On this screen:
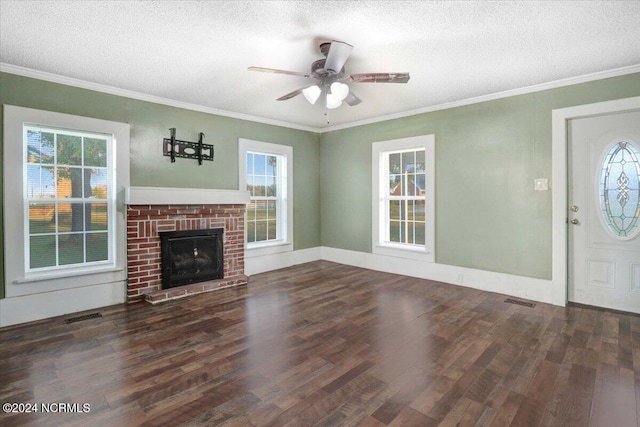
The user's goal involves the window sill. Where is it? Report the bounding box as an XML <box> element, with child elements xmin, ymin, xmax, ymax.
<box><xmin>15</xmin><ymin>266</ymin><xmax>124</xmax><ymax>284</ymax></box>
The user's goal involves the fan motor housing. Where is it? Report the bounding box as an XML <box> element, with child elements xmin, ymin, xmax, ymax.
<box><xmin>311</xmin><ymin>59</ymin><xmax>326</xmax><ymax>76</ymax></box>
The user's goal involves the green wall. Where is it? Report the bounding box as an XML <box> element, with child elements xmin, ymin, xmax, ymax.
<box><xmin>320</xmin><ymin>73</ymin><xmax>640</xmax><ymax>280</ymax></box>
<box><xmin>2</xmin><ymin>71</ymin><xmax>639</xmax><ymax>301</ymax></box>
<box><xmin>0</xmin><ymin>72</ymin><xmax>321</xmax><ymax>298</ymax></box>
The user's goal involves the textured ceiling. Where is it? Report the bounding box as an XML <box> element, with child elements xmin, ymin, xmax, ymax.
<box><xmin>1</xmin><ymin>1</ymin><xmax>640</xmax><ymax>130</ymax></box>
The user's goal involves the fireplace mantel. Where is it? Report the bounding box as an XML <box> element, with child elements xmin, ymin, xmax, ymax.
<box><xmin>125</xmin><ymin>186</ymin><xmax>250</xmax><ymax>206</ymax></box>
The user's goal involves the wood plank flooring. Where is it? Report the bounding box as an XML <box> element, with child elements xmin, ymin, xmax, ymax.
<box><xmin>1</xmin><ymin>261</ymin><xmax>638</xmax><ymax>426</ymax></box>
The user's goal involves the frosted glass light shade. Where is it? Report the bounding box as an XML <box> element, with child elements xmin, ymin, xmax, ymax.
<box><xmin>302</xmin><ymin>85</ymin><xmax>322</xmax><ymax>104</ymax></box>
<box><xmin>326</xmin><ymin>93</ymin><xmax>342</xmax><ymax>109</ymax></box>
<box><xmin>330</xmin><ymin>82</ymin><xmax>349</xmax><ymax>101</ymax></box>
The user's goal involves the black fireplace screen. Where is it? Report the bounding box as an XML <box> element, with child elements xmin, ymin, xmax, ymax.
<box><xmin>159</xmin><ymin>228</ymin><xmax>223</xmax><ymax>289</ymax></box>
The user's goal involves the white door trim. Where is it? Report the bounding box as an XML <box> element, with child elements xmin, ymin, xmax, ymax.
<box><xmin>551</xmin><ymin>96</ymin><xmax>640</xmax><ymax>306</ymax></box>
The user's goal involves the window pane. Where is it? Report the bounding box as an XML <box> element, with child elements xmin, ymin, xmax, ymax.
<box><xmin>58</xmin><ymin>203</ymin><xmax>84</xmax><ymax>232</ymax></box>
<box><xmin>267</xmin><ymin>220</ymin><xmax>276</xmax><ymax>240</ymax></box>
<box><xmin>254</xmin><ymin>154</ymin><xmax>266</xmax><ymax>175</ymax></box>
<box><xmin>56</xmin><ymin>167</ymin><xmax>83</xmax><ymax>198</ymax></box>
<box><xmin>29</xmin><ymin>203</ymin><xmax>55</xmax><ymax>234</ymax></box>
<box><xmin>247</xmin><ymin>201</ymin><xmax>256</xmax><ymax>221</ymax></box>
<box><xmin>389</xmin><ymin>175</ymin><xmax>401</xmax><ymax>195</ymax></box>
<box><xmin>389</xmin><ymin>200</ymin><xmax>400</xmax><ymax>221</ymax></box>
<box><xmin>30</xmin><ymin>235</ymin><xmax>56</xmax><ymax>268</ymax></box>
<box><xmin>410</xmin><ymin>174</ymin><xmax>421</xmax><ymax>195</ymax></box>
<box><xmin>266</xmin><ymin>155</ymin><xmax>277</xmax><ymax>176</ymax></box>
<box><xmin>84</xmin><ymin>137</ymin><xmax>107</xmax><ymax>167</ymax></box>
<box><xmin>247</xmin><ymin>221</ymin><xmax>256</xmax><ymax>243</ymax></box>
<box><xmin>407</xmin><ymin>200</ymin><xmax>415</xmax><ymax>221</ymax></box>
<box><xmin>416</xmin><ymin>150</ymin><xmax>425</xmax><ymax>173</ymax></box>
<box><xmin>87</xmin><ymin>169</ymin><xmax>108</xmax><ymax>198</ymax></box>
<box><xmin>415</xmin><ymin>200</ymin><xmax>426</xmax><ymax>222</ymax></box>
<box><xmin>267</xmin><ymin>201</ymin><xmax>277</xmax><ymax>221</ymax></box>
<box><xmin>88</xmin><ymin>203</ymin><xmax>108</xmax><ymax>231</ymax></box>
<box><xmin>403</xmin><ymin>151</ymin><xmax>415</xmax><ymax>173</ymax></box>
<box><xmin>253</xmin><ymin>175</ymin><xmax>266</xmax><ymax>196</ymax></box>
<box><xmin>27</xmin><ymin>165</ymin><xmax>56</xmax><ymax>198</ymax></box>
<box><xmin>390</xmin><ymin>220</ymin><xmax>401</xmax><ymax>242</ymax></box>
<box><xmin>59</xmin><ymin>234</ymin><xmax>84</xmax><ymax>265</ymax></box>
<box><xmin>27</xmin><ymin>130</ymin><xmax>55</xmax><ymax>164</ymax></box>
<box><xmin>254</xmin><ymin>200</ymin><xmax>267</xmax><ymax>220</ymax></box>
<box><xmin>266</xmin><ymin>175</ymin><xmax>277</xmax><ymax>197</ymax></box>
<box><xmin>415</xmin><ymin>223</ymin><xmax>426</xmax><ymax>245</ymax></box>
<box><xmin>57</xmin><ymin>134</ymin><xmax>82</xmax><ymax>165</ymax></box>
<box><xmin>86</xmin><ymin>233</ymin><xmax>108</xmax><ymax>262</ymax></box>
<box><xmin>407</xmin><ymin>222</ymin><xmax>415</xmax><ymax>244</ymax></box>
<box><xmin>415</xmin><ymin>172</ymin><xmax>426</xmax><ymax>196</ymax></box>
<box><xmin>389</xmin><ymin>153</ymin><xmax>401</xmax><ymax>174</ymax></box>
<box><xmin>256</xmin><ymin>221</ymin><xmax>267</xmax><ymax>241</ymax></box>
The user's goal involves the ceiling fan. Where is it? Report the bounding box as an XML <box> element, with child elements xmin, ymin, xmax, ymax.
<box><xmin>248</xmin><ymin>40</ymin><xmax>410</xmax><ymax>110</ymax></box>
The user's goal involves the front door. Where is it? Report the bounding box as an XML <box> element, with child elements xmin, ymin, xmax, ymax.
<box><xmin>568</xmin><ymin>110</ymin><xmax>640</xmax><ymax>314</ymax></box>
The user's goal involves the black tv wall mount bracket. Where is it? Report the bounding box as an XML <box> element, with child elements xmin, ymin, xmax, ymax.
<box><xmin>163</xmin><ymin>128</ymin><xmax>214</xmax><ymax>165</ymax></box>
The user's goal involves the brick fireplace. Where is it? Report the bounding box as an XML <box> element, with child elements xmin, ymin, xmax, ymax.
<box><xmin>125</xmin><ymin>187</ymin><xmax>250</xmax><ymax>304</ymax></box>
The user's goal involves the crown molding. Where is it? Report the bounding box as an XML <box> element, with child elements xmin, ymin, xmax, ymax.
<box><xmin>2</xmin><ymin>62</ymin><xmax>639</xmax><ymax>135</ymax></box>
<box><xmin>317</xmin><ymin>63</ymin><xmax>640</xmax><ymax>133</ymax></box>
<box><xmin>0</xmin><ymin>63</ymin><xmax>319</xmax><ymax>133</ymax></box>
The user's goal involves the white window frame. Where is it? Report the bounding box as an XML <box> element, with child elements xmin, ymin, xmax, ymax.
<box><xmin>3</xmin><ymin>105</ymin><xmax>130</xmax><ymax>297</ymax></box>
<box><xmin>372</xmin><ymin>135</ymin><xmax>435</xmax><ymax>262</ymax></box>
<box><xmin>238</xmin><ymin>138</ymin><xmax>293</xmax><ymax>257</ymax></box>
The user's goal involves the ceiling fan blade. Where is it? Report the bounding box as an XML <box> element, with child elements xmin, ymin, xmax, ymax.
<box><xmin>349</xmin><ymin>72</ymin><xmax>410</xmax><ymax>83</ymax></box>
<box><xmin>248</xmin><ymin>66</ymin><xmax>311</xmax><ymax>78</ymax></box>
<box><xmin>344</xmin><ymin>91</ymin><xmax>362</xmax><ymax>106</ymax></box>
<box><xmin>324</xmin><ymin>41</ymin><xmax>353</xmax><ymax>74</ymax></box>
<box><xmin>276</xmin><ymin>87</ymin><xmax>305</xmax><ymax>101</ymax></box>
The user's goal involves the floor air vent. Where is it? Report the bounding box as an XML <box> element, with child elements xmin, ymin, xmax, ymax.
<box><xmin>505</xmin><ymin>298</ymin><xmax>536</xmax><ymax>308</ymax></box>
<box><xmin>65</xmin><ymin>312</ymin><xmax>102</xmax><ymax>324</ymax></box>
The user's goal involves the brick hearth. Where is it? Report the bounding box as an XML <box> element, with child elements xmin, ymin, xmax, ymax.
<box><xmin>126</xmin><ymin>203</ymin><xmax>247</xmax><ymax>303</ymax></box>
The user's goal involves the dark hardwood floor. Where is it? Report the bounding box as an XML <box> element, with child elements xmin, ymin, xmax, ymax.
<box><xmin>1</xmin><ymin>261</ymin><xmax>638</xmax><ymax>426</ymax></box>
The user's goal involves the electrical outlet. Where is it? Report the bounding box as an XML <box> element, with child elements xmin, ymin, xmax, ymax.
<box><xmin>457</xmin><ymin>273</ymin><xmax>464</xmax><ymax>284</ymax></box>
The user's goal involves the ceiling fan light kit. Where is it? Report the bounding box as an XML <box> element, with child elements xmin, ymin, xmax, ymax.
<box><xmin>249</xmin><ymin>40</ymin><xmax>410</xmax><ymax>110</ymax></box>
<box><xmin>302</xmin><ymin>85</ymin><xmax>322</xmax><ymax>104</ymax></box>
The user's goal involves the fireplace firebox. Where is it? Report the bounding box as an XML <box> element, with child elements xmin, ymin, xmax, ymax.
<box><xmin>159</xmin><ymin>228</ymin><xmax>223</xmax><ymax>289</ymax></box>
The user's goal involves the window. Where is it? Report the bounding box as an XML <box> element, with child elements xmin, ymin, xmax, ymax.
<box><xmin>3</xmin><ymin>105</ymin><xmax>129</xmax><ymax>296</ymax></box>
<box><xmin>372</xmin><ymin>135</ymin><xmax>435</xmax><ymax>261</ymax></box>
<box><xmin>599</xmin><ymin>140</ymin><xmax>640</xmax><ymax>239</ymax></box>
<box><xmin>25</xmin><ymin>126</ymin><xmax>112</xmax><ymax>270</ymax></box>
<box><xmin>239</xmin><ymin>139</ymin><xmax>293</xmax><ymax>256</ymax></box>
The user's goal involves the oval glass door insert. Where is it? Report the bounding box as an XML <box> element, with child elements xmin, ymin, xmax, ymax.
<box><xmin>599</xmin><ymin>140</ymin><xmax>640</xmax><ymax>239</ymax></box>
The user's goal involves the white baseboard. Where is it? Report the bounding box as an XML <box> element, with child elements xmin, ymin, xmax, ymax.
<box><xmin>244</xmin><ymin>247</ymin><xmax>322</xmax><ymax>276</ymax></box>
<box><xmin>1</xmin><ymin>246</ymin><xmax>557</xmax><ymax>327</ymax></box>
<box><xmin>0</xmin><ymin>281</ymin><xmax>126</xmax><ymax>328</ymax></box>
<box><xmin>320</xmin><ymin>246</ymin><xmax>555</xmax><ymax>305</ymax></box>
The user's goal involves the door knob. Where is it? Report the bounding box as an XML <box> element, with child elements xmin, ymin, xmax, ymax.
<box><xmin>570</xmin><ymin>218</ymin><xmax>580</xmax><ymax>225</ymax></box>
<box><xmin>570</xmin><ymin>205</ymin><xmax>579</xmax><ymax>212</ymax></box>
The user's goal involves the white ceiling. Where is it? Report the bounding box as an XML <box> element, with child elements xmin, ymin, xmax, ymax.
<box><xmin>1</xmin><ymin>1</ymin><xmax>640</xmax><ymax>131</ymax></box>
